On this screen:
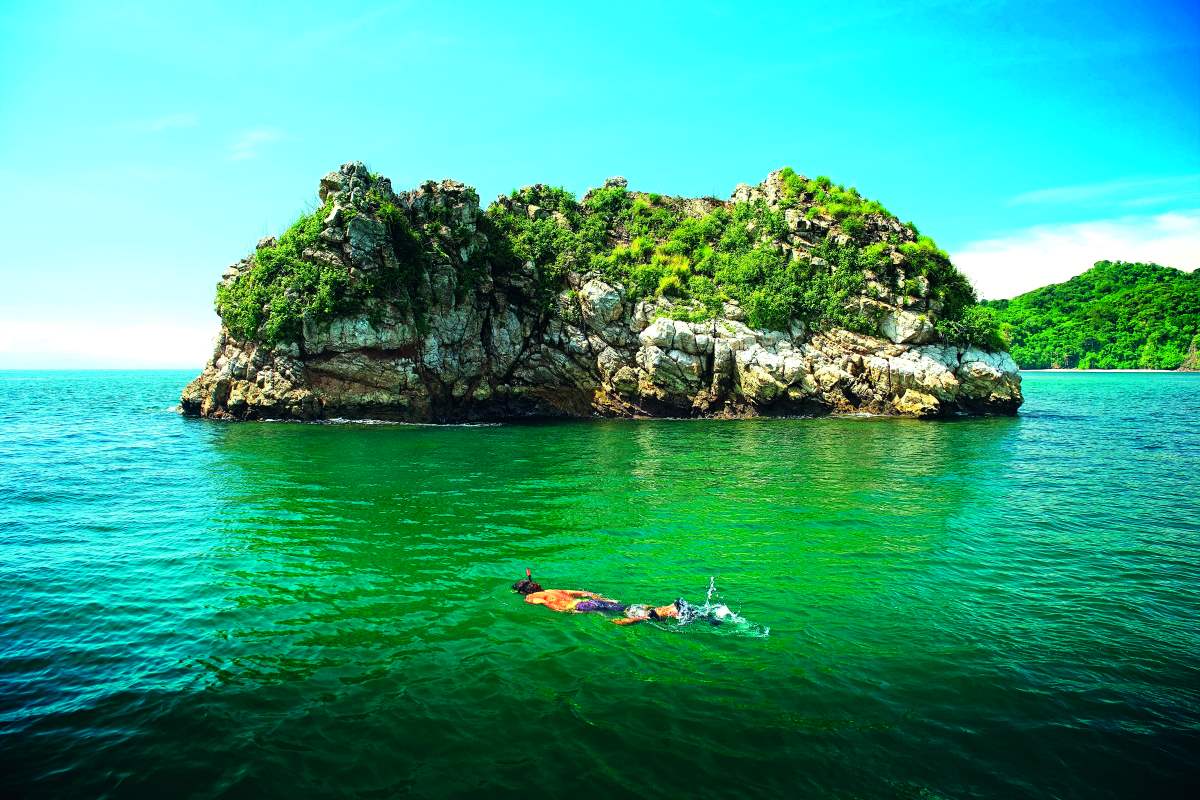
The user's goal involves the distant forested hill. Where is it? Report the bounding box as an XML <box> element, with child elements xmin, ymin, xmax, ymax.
<box><xmin>981</xmin><ymin>261</ymin><xmax>1200</xmax><ymax>370</ymax></box>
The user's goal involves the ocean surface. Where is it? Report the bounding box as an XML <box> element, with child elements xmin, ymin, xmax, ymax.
<box><xmin>1</xmin><ymin>371</ymin><xmax>1198</xmax><ymax>798</ymax></box>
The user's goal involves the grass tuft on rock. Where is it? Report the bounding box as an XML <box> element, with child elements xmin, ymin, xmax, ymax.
<box><xmin>218</xmin><ymin>166</ymin><xmax>1004</xmax><ymax>349</ymax></box>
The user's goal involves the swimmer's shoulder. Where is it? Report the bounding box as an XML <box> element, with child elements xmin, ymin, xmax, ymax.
<box><xmin>523</xmin><ymin>590</ymin><xmax>549</xmax><ymax>604</ymax></box>
<box><xmin>524</xmin><ymin>588</ymin><xmax>588</xmax><ymax>605</ymax></box>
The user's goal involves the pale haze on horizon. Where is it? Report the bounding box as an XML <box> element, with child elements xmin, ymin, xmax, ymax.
<box><xmin>1</xmin><ymin>0</ymin><xmax>1197</xmax><ymax>368</ymax></box>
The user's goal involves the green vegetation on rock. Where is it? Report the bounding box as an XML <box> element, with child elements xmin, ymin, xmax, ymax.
<box><xmin>486</xmin><ymin>168</ymin><xmax>994</xmax><ymax>340</ymax></box>
<box><xmin>217</xmin><ymin>165</ymin><xmax>1003</xmax><ymax>349</ymax></box>
<box><xmin>982</xmin><ymin>261</ymin><xmax>1200</xmax><ymax>369</ymax></box>
<box><xmin>215</xmin><ymin>177</ymin><xmax>483</xmax><ymax>344</ymax></box>
<box><xmin>215</xmin><ymin>201</ymin><xmax>344</xmax><ymax>344</ymax></box>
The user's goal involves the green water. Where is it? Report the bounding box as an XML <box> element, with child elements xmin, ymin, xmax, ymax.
<box><xmin>1</xmin><ymin>371</ymin><xmax>1198</xmax><ymax>798</ymax></box>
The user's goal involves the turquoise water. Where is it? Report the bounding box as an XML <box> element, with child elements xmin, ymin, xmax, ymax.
<box><xmin>1</xmin><ymin>371</ymin><xmax>1198</xmax><ymax>798</ymax></box>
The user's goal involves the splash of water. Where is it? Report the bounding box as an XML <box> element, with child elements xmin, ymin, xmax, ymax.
<box><xmin>669</xmin><ymin>577</ymin><xmax>769</xmax><ymax>638</ymax></box>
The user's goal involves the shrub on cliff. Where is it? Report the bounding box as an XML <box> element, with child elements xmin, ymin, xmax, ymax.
<box><xmin>485</xmin><ymin>172</ymin><xmax>994</xmax><ymax>342</ymax></box>
<box><xmin>935</xmin><ymin>306</ymin><xmax>1006</xmax><ymax>351</ymax></box>
<box><xmin>216</xmin><ymin>181</ymin><xmax>451</xmax><ymax>344</ymax></box>
<box><xmin>217</xmin><ymin>166</ymin><xmax>1003</xmax><ymax>350</ymax></box>
<box><xmin>216</xmin><ymin>202</ymin><xmax>341</xmax><ymax>343</ymax></box>
<box><xmin>898</xmin><ymin>237</ymin><xmax>978</xmax><ymax>320</ymax></box>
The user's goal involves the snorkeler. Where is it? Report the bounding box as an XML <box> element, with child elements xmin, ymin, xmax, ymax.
<box><xmin>512</xmin><ymin>569</ymin><xmax>627</xmax><ymax>614</ymax></box>
<box><xmin>511</xmin><ymin>569</ymin><xmax>705</xmax><ymax>625</ymax></box>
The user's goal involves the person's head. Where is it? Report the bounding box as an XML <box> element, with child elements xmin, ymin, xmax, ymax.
<box><xmin>512</xmin><ymin>567</ymin><xmax>542</xmax><ymax>595</ymax></box>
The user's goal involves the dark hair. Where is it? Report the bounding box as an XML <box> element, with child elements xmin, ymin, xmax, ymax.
<box><xmin>512</xmin><ymin>578</ymin><xmax>542</xmax><ymax>595</ymax></box>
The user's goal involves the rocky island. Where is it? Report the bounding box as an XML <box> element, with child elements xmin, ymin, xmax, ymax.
<box><xmin>182</xmin><ymin>162</ymin><xmax>1022</xmax><ymax>421</ymax></box>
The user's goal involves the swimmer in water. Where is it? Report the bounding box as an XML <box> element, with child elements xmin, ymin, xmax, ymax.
<box><xmin>511</xmin><ymin>568</ymin><xmax>626</xmax><ymax>614</ymax></box>
<box><xmin>511</xmin><ymin>569</ymin><xmax>695</xmax><ymax>625</ymax></box>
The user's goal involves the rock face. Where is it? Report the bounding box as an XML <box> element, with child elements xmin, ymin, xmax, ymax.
<box><xmin>182</xmin><ymin>163</ymin><xmax>1022</xmax><ymax>421</ymax></box>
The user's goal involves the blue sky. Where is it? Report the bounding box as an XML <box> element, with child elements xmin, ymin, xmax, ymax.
<box><xmin>1</xmin><ymin>0</ymin><xmax>1198</xmax><ymax>367</ymax></box>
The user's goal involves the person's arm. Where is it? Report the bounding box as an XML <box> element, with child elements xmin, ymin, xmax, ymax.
<box><xmin>612</xmin><ymin>616</ymin><xmax>645</xmax><ymax>625</ymax></box>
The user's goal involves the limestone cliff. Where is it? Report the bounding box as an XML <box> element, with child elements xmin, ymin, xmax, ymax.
<box><xmin>182</xmin><ymin>162</ymin><xmax>1022</xmax><ymax>421</ymax></box>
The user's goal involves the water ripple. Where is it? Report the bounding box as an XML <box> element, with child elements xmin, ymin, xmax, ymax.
<box><xmin>0</xmin><ymin>370</ymin><xmax>1198</xmax><ymax>797</ymax></box>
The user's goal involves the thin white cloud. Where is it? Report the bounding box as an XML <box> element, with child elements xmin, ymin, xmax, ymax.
<box><xmin>951</xmin><ymin>210</ymin><xmax>1200</xmax><ymax>300</ymax></box>
<box><xmin>1009</xmin><ymin>174</ymin><xmax>1200</xmax><ymax>207</ymax></box>
<box><xmin>230</xmin><ymin>127</ymin><xmax>283</xmax><ymax>161</ymax></box>
<box><xmin>0</xmin><ymin>318</ymin><xmax>216</xmax><ymax>369</ymax></box>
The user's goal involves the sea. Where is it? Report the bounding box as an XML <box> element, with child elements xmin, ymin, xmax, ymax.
<box><xmin>1</xmin><ymin>370</ymin><xmax>1197</xmax><ymax>798</ymax></box>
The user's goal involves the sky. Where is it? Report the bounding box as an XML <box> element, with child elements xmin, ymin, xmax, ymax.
<box><xmin>1</xmin><ymin>0</ymin><xmax>1197</xmax><ymax>368</ymax></box>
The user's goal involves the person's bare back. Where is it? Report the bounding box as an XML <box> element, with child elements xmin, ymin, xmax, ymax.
<box><xmin>512</xmin><ymin>569</ymin><xmax>679</xmax><ymax>624</ymax></box>
<box><xmin>522</xmin><ymin>589</ymin><xmax>610</xmax><ymax>612</ymax></box>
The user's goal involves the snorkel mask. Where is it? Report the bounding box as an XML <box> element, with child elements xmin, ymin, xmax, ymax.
<box><xmin>512</xmin><ymin>567</ymin><xmax>542</xmax><ymax>595</ymax></box>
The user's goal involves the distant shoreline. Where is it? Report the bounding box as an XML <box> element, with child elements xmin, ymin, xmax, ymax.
<box><xmin>1020</xmin><ymin>368</ymin><xmax>1193</xmax><ymax>373</ymax></box>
